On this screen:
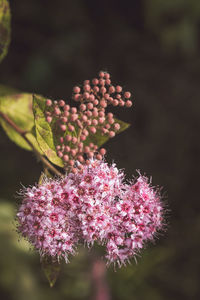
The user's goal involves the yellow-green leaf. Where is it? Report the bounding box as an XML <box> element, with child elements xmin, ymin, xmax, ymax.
<box><xmin>33</xmin><ymin>95</ymin><xmax>64</xmax><ymax>167</ymax></box>
<box><xmin>0</xmin><ymin>0</ymin><xmax>11</xmax><ymax>63</ymax></box>
<box><xmin>42</xmin><ymin>256</ymin><xmax>61</xmax><ymax>288</ymax></box>
<box><xmin>0</xmin><ymin>87</ymin><xmax>42</xmax><ymax>152</ymax></box>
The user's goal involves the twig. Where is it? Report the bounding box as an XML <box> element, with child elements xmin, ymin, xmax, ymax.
<box><xmin>0</xmin><ymin>111</ymin><xmax>63</xmax><ymax>177</ymax></box>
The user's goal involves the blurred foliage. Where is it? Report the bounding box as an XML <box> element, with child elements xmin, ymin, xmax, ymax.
<box><xmin>0</xmin><ymin>0</ymin><xmax>200</xmax><ymax>299</ymax></box>
<box><xmin>145</xmin><ymin>0</ymin><xmax>200</xmax><ymax>54</ymax></box>
<box><xmin>0</xmin><ymin>0</ymin><xmax>10</xmax><ymax>62</ymax></box>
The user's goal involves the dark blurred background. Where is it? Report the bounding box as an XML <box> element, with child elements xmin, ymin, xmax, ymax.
<box><xmin>0</xmin><ymin>0</ymin><xmax>200</xmax><ymax>299</ymax></box>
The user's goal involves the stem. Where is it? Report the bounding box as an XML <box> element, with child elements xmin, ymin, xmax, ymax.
<box><xmin>0</xmin><ymin>111</ymin><xmax>63</xmax><ymax>177</ymax></box>
<box><xmin>91</xmin><ymin>258</ymin><xmax>111</xmax><ymax>300</ymax></box>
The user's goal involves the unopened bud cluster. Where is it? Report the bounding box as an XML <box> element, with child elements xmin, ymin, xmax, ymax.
<box><xmin>45</xmin><ymin>71</ymin><xmax>132</xmax><ymax>172</ymax></box>
<box><xmin>17</xmin><ymin>159</ymin><xmax>163</xmax><ymax>267</ymax></box>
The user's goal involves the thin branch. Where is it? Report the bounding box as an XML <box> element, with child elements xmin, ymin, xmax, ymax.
<box><xmin>0</xmin><ymin>111</ymin><xmax>63</xmax><ymax>177</ymax></box>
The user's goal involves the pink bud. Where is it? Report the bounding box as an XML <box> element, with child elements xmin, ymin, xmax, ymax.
<box><xmin>100</xmin><ymin>87</ymin><xmax>106</xmax><ymax>94</ymax></box>
<box><xmin>105</xmin><ymin>79</ymin><xmax>111</xmax><ymax>85</ymax></box>
<box><xmin>88</xmin><ymin>151</ymin><xmax>94</xmax><ymax>158</ymax></box>
<box><xmin>87</xmin><ymin>102</ymin><xmax>93</xmax><ymax>110</ymax></box>
<box><xmin>60</xmin><ymin>124</ymin><xmax>66</xmax><ymax>131</ymax></box>
<box><xmin>99</xmin><ymin>79</ymin><xmax>105</xmax><ymax>86</ymax></box>
<box><xmin>116</xmin><ymin>85</ymin><xmax>122</xmax><ymax>93</ymax></box>
<box><xmin>63</xmin><ymin>154</ymin><xmax>69</xmax><ymax>162</ymax></box>
<box><xmin>69</xmin><ymin>160</ymin><xmax>74</xmax><ymax>166</ymax></box>
<box><xmin>46</xmin><ymin>116</ymin><xmax>52</xmax><ymax>123</ymax></box>
<box><xmin>80</xmin><ymin>104</ymin><xmax>86</xmax><ymax>111</ymax></box>
<box><xmin>78</xmin><ymin>155</ymin><xmax>84</xmax><ymax>163</ymax></box>
<box><xmin>114</xmin><ymin>123</ymin><xmax>121</xmax><ymax>131</ymax></box>
<box><xmin>72</xmin><ymin>137</ymin><xmax>77</xmax><ymax>144</ymax></box>
<box><xmin>92</xmin><ymin>99</ymin><xmax>98</xmax><ymax>106</ymax></box>
<box><xmin>54</xmin><ymin>107</ymin><xmax>61</xmax><ymax>115</ymax></box>
<box><xmin>74</xmin><ymin>94</ymin><xmax>81</xmax><ymax>101</ymax></box>
<box><xmin>73</xmin><ymin>86</ymin><xmax>80</xmax><ymax>93</ymax></box>
<box><xmin>46</xmin><ymin>99</ymin><xmax>52</xmax><ymax>106</ymax></box>
<box><xmin>113</xmin><ymin>99</ymin><xmax>119</xmax><ymax>106</ymax></box>
<box><xmin>64</xmin><ymin>111</ymin><xmax>69</xmax><ymax>117</ymax></box>
<box><xmin>83</xmin><ymin>92</ymin><xmax>90</xmax><ymax>100</ymax></box>
<box><xmin>71</xmin><ymin>149</ymin><xmax>77</xmax><ymax>157</ymax></box>
<box><xmin>99</xmin><ymin>148</ymin><xmax>106</xmax><ymax>155</ymax></box>
<box><xmin>83</xmin><ymin>129</ymin><xmax>89</xmax><ymax>136</ymax></box>
<box><xmin>105</xmin><ymin>123</ymin><xmax>110</xmax><ymax>129</ymax></box>
<box><xmin>86</xmin><ymin>110</ymin><xmax>92</xmax><ymax>117</ymax></box>
<box><xmin>65</xmin><ymin>135</ymin><xmax>72</xmax><ymax>142</ymax></box>
<box><xmin>56</xmin><ymin>145</ymin><xmax>61</xmax><ymax>150</ymax></box>
<box><xmin>57</xmin><ymin>151</ymin><xmax>63</xmax><ymax>158</ymax></box>
<box><xmin>100</xmin><ymin>100</ymin><xmax>107</xmax><ymax>108</ymax></box>
<box><xmin>99</xmin><ymin>117</ymin><xmax>105</xmax><ymax>124</ymax></box>
<box><xmin>107</xmin><ymin>112</ymin><xmax>113</xmax><ymax>118</ymax></box>
<box><xmin>86</xmin><ymin>120</ymin><xmax>92</xmax><ymax>126</ymax></box>
<box><xmin>61</xmin><ymin>117</ymin><xmax>68</xmax><ymax>123</ymax></box>
<box><xmin>104</xmin><ymin>93</ymin><xmax>110</xmax><ymax>100</ymax></box>
<box><xmin>64</xmin><ymin>104</ymin><xmax>70</xmax><ymax>111</ymax></box>
<box><xmin>92</xmin><ymin>119</ymin><xmax>98</xmax><ymax>126</ymax></box>
<box><xmin>102</xmin><ymin>128</ymin><xmax>108</xmax><ymax>135</ymax></box>
<box><xmin>60</xmin><ymin>137</ymin><xmax>64</xmax><ymax>143</ymax></box>
<box><xmin>92</xmin><ymin>109</ymin><xmax>98</xmax><ymax>117</ymax></box>
<box><xmin>71</xmin><ymin>114</ymin><xmax>78</xmax><ymax>122</ymax></box>
<box><xmin>71</xmin><ymin>168</ymin><xmax>77</xmax><ymax>174</ymax></box>
<box><xmin>89</xmin><ymin>143</ymin><xmax>94</xmax><ymax>148</ymax></box>
<box><xmin>108</xmin><ymin>118</ymin><xmax>115</xmax><ymax>125</ymax></box>
<box><xmin>71</xmin><ymin>107</ymin><xmax>77</xmax><ymax>114</ymax></box>
<box><xmin>99</xmin><ymin>111</ymin><xmax>105</xmax><ymax>117</ymax></box>
<box><xmin>104</xmin><ymin>72</ymin><xmax>110</xmax><ymax>79</ymax></box>
<box><xmin>82</xmin><ymin>115</ymin><xmax>88</xmax><ymax>122</ymax></box>
<box><xmin>93</xmin><ymin>86</ymin><xmax>99</xmax><ymax>93</ymax></box>
<box><xmin>119</xmin><ymin>100</ymin><xmax>125</xmax><ymax>106</ymax></box>
<box><xmin>90</xmin><ymin>127</ymin><xmax>96</xmax><ymax>134</ymax></box>
<box><xmin>92</xmin><ymin>78</ymin><xmax>99</xmax><ymax>85</ymax></box>
<box><xmin>59</xmin><ymin>100</ymin><xmax>65</xmax><ymax>107</ymax></box>
<box><xmin>89</xmin><ymin>94</ymin><xmax>95</xmax><ymax>102</ymax></box>
<box><xmin>68</xmin><ymin>124</ymin><xmax>75</xmax><ymax>132</ymax></box>
<box><xmin>109</xmin><ymin>86</ymin><xmax>115</xmax><ymax>94</ymax></box>
<box><xmin>65</xmin><ymin>146</ymin><xmax>70</xmax><ymax>152</ymax></box>
<box><xmin>124</xmin><ymin>91</ymin><xmax>131</xmax><ymax>99</ymax></box>
<box><xmin>84</xmin><ymin>80</ymin><xmax>90</xmax><ymax>85</ymax></box>
<box><xmin>96</xmin><ymin>154</ymin><xmax>102</xmax><ymax>160</ymax></box>
<box><xmin>84</xmin><ymin>84</ymin><xmax>91</xmax><ymax>92</ymax></box>
<box><xmin>80</xmin><ymin>135</ymin><xmax>86</xmax><ymax>141</ymax></box>
<box><xmin>99</xmin><ymin>71</ymin><xmax>105</xmax><ymax>78</ymax></box>
<box><xmin>126</xmin><ymin>100</ymin><xmax>132</xmax><ymax>107</ymax></box>
<box><xmin>109</xmin><ymin>131</ymin><xmax>115</xmax><ymax>138</ymax></box>
<box><xmin>84</xmin><ymin>146</ymin><xmax>90</xmax><ymax>153</ymax></box>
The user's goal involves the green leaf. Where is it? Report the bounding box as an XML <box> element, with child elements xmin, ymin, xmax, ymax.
<box><xmin>0</xmin><ymin>88</ymin><xmax>42</xmax><ymax>152</ymax></box>
<box><xmin>33</xmin><ymin>95</ymin><xmax>64</xmax><ymax>167</ymax></box>
<box><xmin>41</xmin><ymin>256</ymin><xmax>61</xmax><ymax>288</ymax></box>
<box><xmin>85</xmin><ymin>118</ymin><xmax>130</xmax><ymax>148</ymax></box>
<box><xmin>0</xmin><ymin>0</ymin><xmax>11</xmax><ymax>63</ymax></box>
<box><xmin>38</xmin><ymin>170</ymin><xmax>52</xmax><ymax>185</ymax></box>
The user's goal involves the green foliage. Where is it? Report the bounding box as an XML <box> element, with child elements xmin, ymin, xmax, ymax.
<box><xmin>0</xmin><ymin>87</ymin><xmax>42</xmax><ymax>152</ymax></box>
<box><xmin>33</xmin><ymin>95</ymin><xmax>64</xmax><ymax>167</ymax></box>
<box><xmin>0</xmin><ymin>0</ymin><xmax>11</xmax><ymax>63</ymax></box>
<box><xmin>144</xmin><ymin>0</ymin><xmax>200</xmax><ymax>54</ymax></box>
<box><xmin>41</xmin><ymin>256</ymin><xmax>61</xmax><ymax>288</ymax></box>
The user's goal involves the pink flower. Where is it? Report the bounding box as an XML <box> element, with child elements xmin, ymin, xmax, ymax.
<box><xmin>17</xmin><ymin>159</ymin><xmax>164</xmax><ymax>267</ymax></box>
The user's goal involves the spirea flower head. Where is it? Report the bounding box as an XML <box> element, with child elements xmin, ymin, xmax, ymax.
<box><xmin>17</xmin><ymin>159</ymin><xmax>164</xmax><ymax>266</ymax></box>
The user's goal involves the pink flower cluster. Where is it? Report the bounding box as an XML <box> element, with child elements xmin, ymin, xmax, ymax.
<box><xmin>17</xmin><ymin>159</ymin><xmax>163</xmax><ymax>266</ymax></box>
<box><xmin>44</xmin><ymin>71</ymin><xmax>133</xmax><ymax>172</ymax></box>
